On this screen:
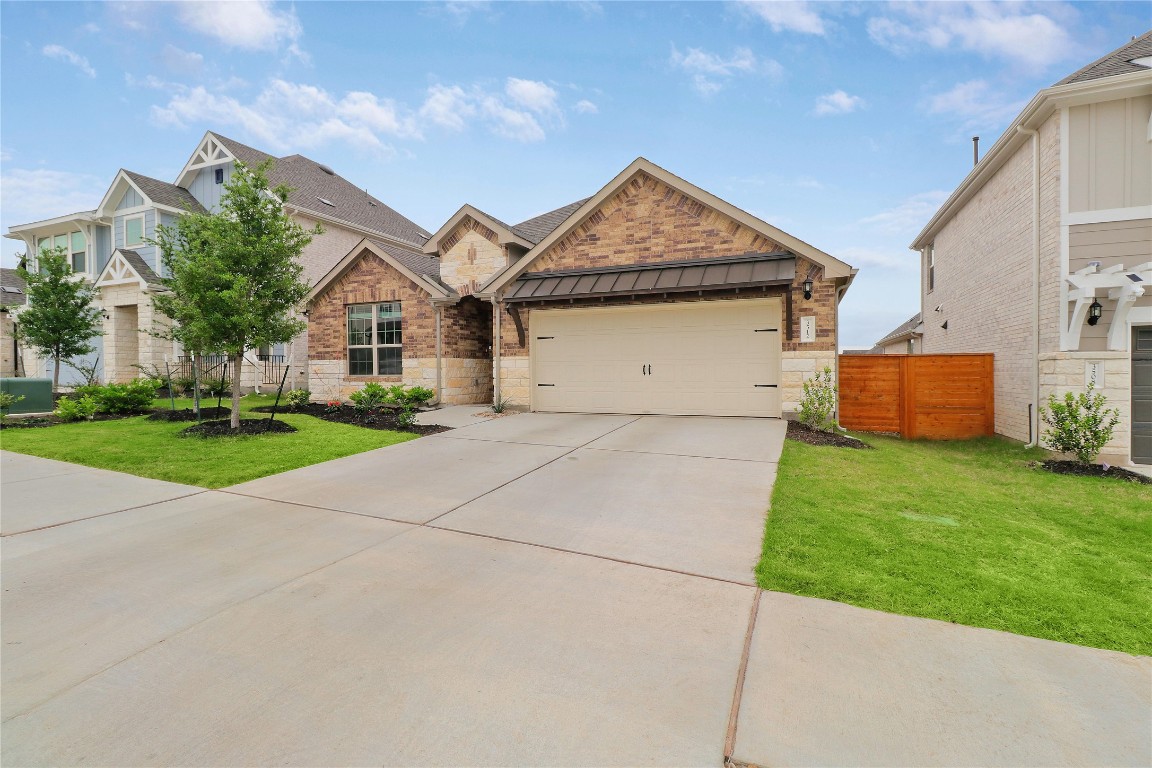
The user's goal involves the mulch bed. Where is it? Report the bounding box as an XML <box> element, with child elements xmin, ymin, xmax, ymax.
<box><xmin>147</xmin><ymin>407</ymin><xmax>231</xmax><ymax>422</ymax></box>
<box><xmin>786</xmin><ymin>420</ymin><xmax>871</xmax><ymax>449</ymax></box>
<box><xmin>1038</xmin><ymin>460</ymin><xmax>1151</xmax><ymax>484</ymax></box>
<box><xmin>0</xmin><ymin>411</ymin><xmax>148</xmax><ymax>429</ymax></box>
<box><xmin>180</xmin><ymin>419</ymin><xmax>298</xmax><ymax>437</ymax></box>
<box><xmin>250</xmin><ymin>402</ymin><xmax>451</xmax><ymax>435</ymax></box>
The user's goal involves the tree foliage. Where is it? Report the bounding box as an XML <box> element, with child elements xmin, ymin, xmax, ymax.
<box><xmin>152</xmin><ymin>162</ymin><xmax>318</xmax><ymax>428</ymax></box>
<box><xmin>16</xmin><ymin>247</ymin><xmax>103</xmax><ymax>391</ymax></box>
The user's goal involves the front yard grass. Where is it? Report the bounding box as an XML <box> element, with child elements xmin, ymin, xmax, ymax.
<box><xmin>758</xmin><ymin>434</ymin><xmax>1151</xmax><ymax>656</ymax></box>
<box><xmin>0</xmin><ymin>394</ymin><xmax>417</xmax><ymax>488</ymax></box>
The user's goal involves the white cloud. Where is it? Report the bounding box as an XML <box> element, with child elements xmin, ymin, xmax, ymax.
<box><xmin>814</xmin><ymin>90</ymin><xmax>865</xmax><ymax>116</ymax></box>
<box><xmin>926</xmin><ymin>79</ymin><xmax>1027</xmax><ymax>133</ymax></box>
<box><xmin>858</xmin><ymin>191</ymin><xmax>950</xmax><ymax>236</ymax></box>
<box><xmin>505</xmin><ymin>78</ymin><xmax>561</xmax><ymax>117</ymax></box>
<box><xmin>176</xmin><ymin>0</ymin><xmax>303</xmax><ymax>55</ymax></box>
<box><xmin>574</xmin><ymin>99</ymin><xmax>599</xmax><ymax>114</ymax></box>
<box><xmin>418</xmin><ymin>84</ymin><xmax>475</xmax><ymax>132</ymax></box>
<box><xmin>0</xmin><ymin>168</ymin><xmax>102</xmax><ymax>229</ymax></box>
<box><xmin>735</xmin><ymin>1</ymin><xmax>826</xmax><ymax>35</ymax></box>
<box><xmin>669</xmin><ymin>45</ymin><xmax>782</xmax><ymax>95</ymax></box>
<box><xmin>427</xmin><ymin>1</ymin><xmax>493</xmax><ymax>25</ymax></box>
<box><xmin>160</xmin><ymin>44</ymin><xmax>204</xmax><ymax>76</ymax></box>
<box><xmin>793</xmin><ymin>176</ymin><xmax>824</xmax><ymax>190</ymax></box>
<box><xmin>479</xmin><ymin>96</ymin><xmax>545</xmax><ymax>142</ymax></box>
<box><xmin>42</xmin><ymin>44</ymin><xmax>96</xmax><ymax>78</ymax></box>
<box><xmin>866</xmin><ymin>2</ymin><xmax>1077</xmax><ymax>72</ymax></box>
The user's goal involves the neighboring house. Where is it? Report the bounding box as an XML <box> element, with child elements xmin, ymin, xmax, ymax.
<box><xmin>870</xmin><ymin>313</ymin><xmax>923</xmax><ymax>354</ymax></box>
<box><xmin>0</xmin><ymin>268</ymin><xmax>27</xmax><ymax>377</ymax></box>
<box><xmin>4</xmin><ymin>131</ymin><xmax>429</xmax><ymax>388</ymax></box>
<box><xmin>306</xmin><ymin>157</ymin><xmax>856</xmax><ymax>416</ymax></box>
<box><xmin>910</xmin><ymin>32</ymin><xmax>1152</xmax><ymax>465</ymax></box>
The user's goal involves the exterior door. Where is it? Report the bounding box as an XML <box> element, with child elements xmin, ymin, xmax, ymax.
<box><xmin>1133</xmin><ymin>327</ymin><xmax>1152</xmax><ymax>465</ymax></box>
<box><xmin>530</xmin><ymin>298</ymin><xmax>782</xmax><ymax>417</ymax></box>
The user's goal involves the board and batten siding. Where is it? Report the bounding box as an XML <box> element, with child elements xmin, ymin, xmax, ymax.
<box><xmin>116</xmin><ymin>186</ymin><xmax>145</xmax><ymax>211</ymax></box>
<box><xmin>113</xmin><ymin>209</ymin><xmax>158</xmax><ymax>271</ymax></box>
<box><xmin>1070</xmin><ymin>218</ymin><xmax>1152</xmax><ymax>352</ymax></box>
<box><xmin>187</xmin><ymin>163</ymin><xmax>234</xmax><ymax>213</ymax></box>
<box><xmin>93</xmin><ymin>224</ymin><xmax>112</xmax><ymax>275</ymax></box>
<box><xmin>1067</xmin><ymin>95</ymin><xmax>1152</xmax><ymax>213</ymax></box>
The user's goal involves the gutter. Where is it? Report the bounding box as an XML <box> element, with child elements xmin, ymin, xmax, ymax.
<box><xmin>1017</xmin><ymin>126</ymin><xmax>1042</xmax><ymax>447</ymax></box>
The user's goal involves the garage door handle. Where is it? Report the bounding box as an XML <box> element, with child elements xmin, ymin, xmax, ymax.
<box><xmin>538</xmin><ymin>383</ymin><xmax>555</xmax><ymax>387</ymax></box>
<box><xmin>754</xmin><ymin>328</ymin><xmax>778</xmax><ymax>333</ymax></box>
<box><xmin>754</xmin><ymin>384</ymin><xmax>777</xmax><ymax>388</ymax></box>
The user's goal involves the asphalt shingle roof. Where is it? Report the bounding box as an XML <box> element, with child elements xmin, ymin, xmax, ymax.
<box><xmin>511</xmin><ymin>198</ymin><xmax>591</xmax><ymax>244</ymax></box>
<box><xmin>0</xmin><ymin>268</ymin><xmax>26</xmax><ymax>306</ymax></box>
<box><xmin>212</xmin><ymin>135</ymin><xmax>431</xmax><ymax>247</ymax></box>
<box><xmin>1056</xmin><ymin>30</ymin><xmax>1152</xmax><ymax>85</ymax></box>
<box><xmin>117</xmin><ymin>249</ymin><xmax>164</xmax><ymax>287</ymax></box>
<box><xmin>123</xmin><ymin>171</ymin><xmax>206</xmax><ymax>213</ymax></box>
<box><xmin>875</xmin><ymin>313</ymin><xmax>923</xmax><ymax>346</ymax></box>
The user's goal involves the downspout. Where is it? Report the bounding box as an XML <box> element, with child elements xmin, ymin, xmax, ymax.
<box><xmin>491</xmin><ymin>296</ymin><xmax>502</xmax><ymax>406</ymax></box>
<box><xmin>434</xmin><ymin>303</ymin><xmax>443</xmax><ymax>405</ymax></box>
<box><xmin>1017</xmin><ymin>126</ymin><xmax>1042</xmax><ymax>447</ymax></box>
<box><xmin>834</xmin><ymin>278</ymin><xmax>852</xmax><ymax>428</ymax></box>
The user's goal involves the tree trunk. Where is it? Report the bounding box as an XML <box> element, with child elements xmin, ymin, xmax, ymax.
<box><xmin>192</xmin><ymin>354</ymin><xmax>201</xmax><ymax>420</ymax></box>
<box><xmin>231</xmin><ymin>352</ymin><xmax>243</xmax><ymax>429</ymax></box>
<box><xmin>52</xmin><ymin>355</ymin><xmax>61</xmax><ymax>394</ymax></box>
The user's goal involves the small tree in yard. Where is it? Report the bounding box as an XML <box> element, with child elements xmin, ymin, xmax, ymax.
<box><xmin>16</xmin><ymin>248</ymin><xmax>103</xmax><ymax>392</ymax></box>
<box><xmin>1039</xmin><ymin>382</ymin><xmax>1121</xmax><ymax>465</ymax></box>
<box><xmin>152</xmin><ymin>162</ymin><xmax>318</xmax><ymax>429</ymax></box>
<box><xmin>798</xmin><ymin>366</ymin><xmax>838</xmax><ymax>432</ymax></box>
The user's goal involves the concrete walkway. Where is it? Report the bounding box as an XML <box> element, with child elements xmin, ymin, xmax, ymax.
<box><xmin>2</xmin><ymin>413</ymin><xmax>1149</xmax><ymax>766</ymax></box>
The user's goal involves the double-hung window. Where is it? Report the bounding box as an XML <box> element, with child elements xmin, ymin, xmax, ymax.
<box><xmin>348</xmin><ymin>302</ymin><xmax>402</xmax><ymax>376</ymax></box>
<box><xmin>124</xmin><ymin>216</ymin><xmax>145</xmax><ymax>248</ymax></box>
<box><xmin>36</xmin><ymin>231</ymin><xmax>86</xmax><ymax>273</ymax></box>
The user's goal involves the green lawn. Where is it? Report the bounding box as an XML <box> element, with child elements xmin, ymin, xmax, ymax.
<box><xmin>0</xmin><ymin>394</ymin><xmax>417</xmax><ymax>488</ymax></box>
<box><xmin>758</xmin><ymin>434</ymin><xmax>1152</xmax><ymax>656</ymax></box>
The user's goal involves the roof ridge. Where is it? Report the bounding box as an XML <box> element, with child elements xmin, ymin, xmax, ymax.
<box><xmin>1055</xmin><ymin>29</ymin><xmax>1152</xmax><ymax>85</ymax></box>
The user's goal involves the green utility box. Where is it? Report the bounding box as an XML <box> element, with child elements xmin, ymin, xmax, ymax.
<box><xmin>1</xmin><ymin>378</ymin><xmax>54</xmax><ymax>414</ymax></box>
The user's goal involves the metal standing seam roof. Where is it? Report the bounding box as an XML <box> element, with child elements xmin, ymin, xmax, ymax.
<box><xmin>504</xmin><ymin>252</ymin><xmax>796</xmax><ymax>302</ymax></box>
<box><xmin>1056</xmin><ymin>30</ymin><xmax>1152</xmax><ymax>85</ymax></box>
<box><xmin>122</xmin><ymin>171</ymin><xmax>206</xmax><ymax>213</ymax></box>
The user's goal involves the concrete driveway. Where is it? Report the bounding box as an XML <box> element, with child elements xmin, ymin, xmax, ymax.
<box><xmin>2</xmin><ymin>410</ymin><xmax>1149</xmax><ymax>767</ymax></box>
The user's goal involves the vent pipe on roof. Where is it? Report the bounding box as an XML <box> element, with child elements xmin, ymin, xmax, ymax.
<box><xmin>972</xmin><ymin>136</ymin><xmax>980</xmax><ymax>167</ymax></box>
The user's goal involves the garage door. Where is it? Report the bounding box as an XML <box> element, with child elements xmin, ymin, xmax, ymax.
<box><xmin>1134</xmin><ymin>327</ymin><xmax>1152</xmax><ymax>465</ymax></box>
<box><xmin>530</xmin><ymin>299</ymin><xmax>781</xmax><ymax>417</ymax></box>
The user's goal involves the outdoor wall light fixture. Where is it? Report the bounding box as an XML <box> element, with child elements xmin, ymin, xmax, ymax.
<box><xmin>802</xmin><ymin>278</ymin><xmax>813</xmax><ymax>300</ymax></box>
<box><xmin>1087</xmin><ymin>299</ymin><xmax>1103</xmax><ymax>326</ymax></box>
<box><xmin>101</xmin><ymin>310</ymin><xmax>111</xmax><ymax>320</ymax></box>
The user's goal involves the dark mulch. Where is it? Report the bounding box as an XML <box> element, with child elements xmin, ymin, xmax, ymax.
<box><xmin>147</xmin><ymin>407</ymin><xmax>231</xmax><ymax>422</ymax></box>
<box><xmin>180</xmin><ymin>418</ymin><xmax>298</xmax><ymax>437</ymax></box>
<box><xmin>1039</xmin><ymin>460</ymin><xmax>1151</xmax><ymax>484</ymax></box>
<box><xmin>786</xmin><ymin>420</ymin><xmax>871</xmax><ymax>449</ymax></box>
<box><xmin>250</xmin><ymin>402</ymin><xmax>451</xmax><ymax>435</ymax></box>
<box><xmin>0</xmin><ymin>411</ymin><xmax>147</xmax><ymax>429</ymax></box>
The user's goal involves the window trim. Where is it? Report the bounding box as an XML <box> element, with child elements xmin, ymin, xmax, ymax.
<box><xmin>124</xmin><ymin>215</ymin><xmax>146</xmax><ymax>248</ymax></box>
<box><xmin>347</xmin><ymin>302</ymin><xmax>403</xmax><ymax>377</ymax></box>
<box><xmin>36</xmin><ymin>230</ymin><xmax>86</xmax><ymax>273</ymax></box>
<box><xmin>925</xmin><ymin>244</ymin><xmax>935</xmax><ymax>293</ymax></box>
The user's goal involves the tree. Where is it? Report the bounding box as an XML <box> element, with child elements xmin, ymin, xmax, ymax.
<box><xmin>152</xmin><ymin>162</ymin><xmax>318</xmax><ymax>429</ymax></box>
<box><xmin>16</xmin><ymin>248</ymin><xmax>103</xmax><ymax>392</ymax></box>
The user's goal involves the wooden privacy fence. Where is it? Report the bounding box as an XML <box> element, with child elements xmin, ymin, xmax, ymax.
<box><xmin>838</xmin><ymin>354</ymin><xmax>995</xmax><ymax>439</ymax></box>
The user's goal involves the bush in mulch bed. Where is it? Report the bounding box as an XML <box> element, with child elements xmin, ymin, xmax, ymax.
<box><xmin>786</xmin><ymin>420</ymin><xmax>871</xmax><ymax>449</ymax></box>
<box><xmin>250</xmin><ymin>402</ymin><xmax>451</xmax><ymax>435</ymax></box>
<box><xmin>180</xmin><ymin>418</ymin><xmax>298</xmax><ymax>437</ymax></box>
<box><xmin>147</xmin><ymin>407</ymin><xmax>231</xmax><ymax>422</ymax></box>
<box><xmin>1036</xmin><ymin>460</ymin><xmax>1150</xmax><ymax>484</ymax></box>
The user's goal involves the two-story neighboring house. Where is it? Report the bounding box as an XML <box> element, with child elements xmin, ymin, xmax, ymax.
<box><xmin>4</xmin><ymin>131</ymin><xmax>429</xmax><ymax>388</ymax></box>
<box><xmin>910</xmin><ymin>32</ymin><xmax>1152</xmax><ymax>466</ymax></box>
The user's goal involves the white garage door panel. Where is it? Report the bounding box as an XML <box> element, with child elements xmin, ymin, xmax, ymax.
<box><xmin>531</xmin><ymin>299</ymin><xmax>781</xmax><ymax>417</ymax></box>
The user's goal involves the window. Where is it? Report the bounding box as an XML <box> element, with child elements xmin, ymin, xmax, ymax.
<box><xmin>925</xmin><ymin>244</ymin><xmax>935</xmax><ymax>292</ymax></box>
<box><xmin>36</xmin><ymin>231</ymin><xmax>86</xmax><ymax>273</ymax></box>
<box><xmin>348</xmin><ymin>302</ymin><xmax>402</xmax><ymax>376</ymax></box>
<box><xmin>124</xmin><ymin>216</ymin><xmax>145</xmax><ymax>247</ymax></box>
<box><xmin>214</xmin><ymin>168</ymin><xmax>224</xmax><ymax>184</ymax></box>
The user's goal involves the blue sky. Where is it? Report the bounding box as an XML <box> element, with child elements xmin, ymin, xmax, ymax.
<box><xmin>1</xmin><ymin>1</ymin><xmax>1147</xmax><ymax>348</ymax></box>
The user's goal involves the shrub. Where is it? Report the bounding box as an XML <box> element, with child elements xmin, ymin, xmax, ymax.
<box><xmin>350</xmin><ymin>382</ymin><xmax>390</xmax><ymax>412</ymax></box>
<box><xmin>396</xmin><ymin>407</ymin><xmax>418</xmax><ymax>429</ymax></box>
<box><xmin>91</xmin><ymin>379</ymin><xmax>160</xmax><ymax>414</ymax></box>
<box><xmin>1039</xmin><ymin>382</ymin><xmax>1121</xmax><ymax>465</ymax></box>
<box><xmin>54</xmin><ymin>394</ymin><xmax>99</xmax><ymax>422</ymax></box>
<box><xmin>285</xmin><ymin>389</ymin><xmax>311</xmax><ymax>410</ymax></box>
<box><xmin>170</xmin><ymin>375</ymin><xmax>197</xmax><ymax>396</ymax></box>
<box><xmin>202</xmin><ymin>377</ymin><xmax>232</xmax><ymax>398</ymax></box>
<box><xmin>798</xmin><ymin>366</ymin><xmax>837</xmax><ymax>432</ymax></box>
<box><xmin>388</xmin><ymin>385</ymin><xmax>434</xmax><ymax>408</ymax></box>
<box><xmin>0</xmin><ymin>392</ymin><xmax>24</xmax><ymax>422</ymax></box>
<box><xmin>491</xmin><ymin>394</ymin><xmax>514</xmax><ymax>414</ymax></box>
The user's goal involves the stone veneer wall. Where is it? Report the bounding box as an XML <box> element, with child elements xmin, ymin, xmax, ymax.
<box><xmin>439</xmin><ymin>222</ymin><xmax>509</xmax><ymax>298</ymax></box>
<box><xmin>1039</xmin><ymin>351</ymin><xmax>1131</xmax><ymax>463</ymax></box>
<box><xmin>0</xmin><ymin>313</ymin><xmax>19</xmax><ymax>377</ymax></box>
<box><xmin>97</xmin><ymin>283</ymin><xmax>172</xmax><ymax>382</ymax></box>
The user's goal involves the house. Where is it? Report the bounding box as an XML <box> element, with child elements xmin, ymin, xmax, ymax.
<box><xmin>3</xmin><ymin>131</ymin><xmax>429</xmax><ymax>388</ymax></box>
<box><xmin>306</xmin><ymin>157</ymin><xmax>856</xmax><ymax>417</ymax></box>
<box><xmin>0</xmin><ymin>268</ymin><xmax>27</xmax><ymax>377</ymax></box>
<box><xmin>910</xmin><ymin>32</ymin><xmax>1152</xmax><ymax>465</ymax></box>
<box><xmin>870</xmin><ymin>313</ymin><xmax>923</xmax><ymax>354</ymax></box>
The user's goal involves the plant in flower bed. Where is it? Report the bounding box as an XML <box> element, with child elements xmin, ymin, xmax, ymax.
<box><xmin>255</xmin><ymin>384</ymin><xmax>444</xmax><ymax>434</ymax></box>
<box><xmin>285</xmin><ymin>389</ymin><xmax>311</xmax><ymax>411</ymax></box>
<box><xmin>1038</xmin><ymin>382</ymin><xmax>1132</xmax><ymax>481</ymax></box>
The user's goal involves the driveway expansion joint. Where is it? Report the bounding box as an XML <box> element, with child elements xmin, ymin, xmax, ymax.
<box><xmin>582</xmin><ymin>446</ymin><xmax>780</xmax><ymax>464</ymax></box>
<box><xmin>0</xmin><ymin>490</ymin><xmax>210</xmax><ymax>537</ymax></box>
<box><xmin>724</xmin><ymin>588</ymin><xmax>762</xmax><ymax>762</ymax></box>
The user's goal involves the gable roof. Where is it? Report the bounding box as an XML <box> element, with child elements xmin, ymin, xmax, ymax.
<box><xmin>421</xmin><ymin>204</ymin><xmax>533</xmax><ymax>254</ymax></box>
<box><xmin>306</xmin><ymin>239</ymin><xmax>453</xmax><ymax>305</ymax></box>
<box><xmin>874</xmin><ymin>313</ymin><xmax>923</xmax><ymax>346</ymax></box>
<box><xmin>122</xmin><ymin>171</ymin><xmax>206</xmax><ymax>213</ymax></box>
<box><xmin>94</xmin><ymin>249</ymin><xmax>164</xmax><ymax>290</ymax></box>
<box><xmin>511</xmin><ymin>199</ymin><xmax>591</xmax><ymax>244</ymax></box>
<box><xmin>480</xmin><ymin>157</ymin><xmax>855</xmax><ymax>296</ymax></box>
<box><xmin>204</xmin><ymin>134</ymin><xmax>430</xmax><ymax>247</ymax></box>
<box><xmin>1056</xmin><ymin>30</ymin><xmax>1152</xmax><ymax>85</ymax></box>
<box><xmin>0</xmin><ymin>268</ymin><xmax>27</xmax><ymax>306</ymax></box>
